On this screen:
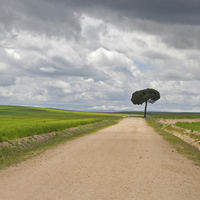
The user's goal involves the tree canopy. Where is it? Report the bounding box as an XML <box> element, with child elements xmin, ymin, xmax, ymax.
<box><xmin>131</xmin><ymin>88</ymin><xmax>160</xmax><ymax>117</ymax></box>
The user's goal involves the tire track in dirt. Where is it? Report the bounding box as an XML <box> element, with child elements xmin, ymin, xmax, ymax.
<box><xmin>0</xmin><ymin>118</ymin><xmax>200</xmax><ymax>200</ymax></box>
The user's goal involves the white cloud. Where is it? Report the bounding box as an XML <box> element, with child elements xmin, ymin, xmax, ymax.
<box><xmin>0</xmin><ymin>87</ymin><xmax>14</xmax><ymax>97</ymax></box>
<box><xmin>88</xmin><ymin>105</ymin><xmax>130</xmax><ymax>111</ymax></box>
<box><xmin>48</xmin><ymin>80</ymin><xmax>72</xmax><ymax>94</ymax></box>
<box><xmin>40</xmin><ymin>67</ymin><xmax>56</xmax><ymax>72</ymax></box>
<box><xmin>6</xmin><ymin>49</ymin><xmax>21</xmax><ymax>60</ymax></box>
<box><xmin>80</xmin><ymin>14</ymin><xmax>103</xmax><ymax>40</ymax></box>
<box><xmin>1</xmin><ymin>1</ymin><xmax>200</xmax><ymax>112</ymax></box>
<box><xmin>3</xmin><ymin>30</ymin><xmax>83</xmax><ymax>70</ymax></box>
<box><xmin>88</xmin><ymin>47</ymin><xmax>134</xmax><ymax>68</ymax></box>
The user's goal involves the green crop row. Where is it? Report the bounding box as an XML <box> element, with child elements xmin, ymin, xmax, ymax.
<box><xmin>0</xmin><ymin>105</ymin><xmax>135</xmax><ymax>118</ymax></box>
<box><xmin>0</xmin><ymin>105</ymin><xmax>136</xmax><ymax>143</ymax></box>
<box><xmin>175</xmin><ymin>122</ymin><xmax>200</xmax><ymax>132</ymax></box>
<box><xmin>148</xmin><ymin>112</ymin><xmax>200</xmax><ymax>119</ymax></box>
<box><xmin>0</xmin><ymin>118</ymin><xmax>105</xmax><ymax>142</ymax></box>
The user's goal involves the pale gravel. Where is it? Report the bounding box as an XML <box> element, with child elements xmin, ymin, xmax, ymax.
<box><xmin>0</xmin><ymin>118</ymin><xmax>200</xmax><ymax>200</ymax></box>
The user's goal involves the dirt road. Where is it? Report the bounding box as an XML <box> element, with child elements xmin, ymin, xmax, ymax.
<box><xmin>0</xmin><ymin>118</ymin><xmax>200</xmax><ymax>200</ymax></box>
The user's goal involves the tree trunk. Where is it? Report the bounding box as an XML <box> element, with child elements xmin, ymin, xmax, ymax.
<box><xmin>144</xmin><ymin>101</ymin><xmax>147</xmax><ymax>118</ymax></box>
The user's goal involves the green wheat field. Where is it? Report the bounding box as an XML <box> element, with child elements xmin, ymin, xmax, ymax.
<box><xmin>0</xmin><ymin>105</ymin><xmax>135</xmax><ymax>142</ymax></box>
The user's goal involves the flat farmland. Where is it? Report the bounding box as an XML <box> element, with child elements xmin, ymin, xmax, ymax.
<box><xmin>176</xmin><ymin>121</ymin><xmax>200</xmax><ymax>132</ymax></box>
<box><xmin>0</xmin><ymin>105</ymin><xmax>135</xmax><ymax>142</ymax></box>
<box><xmin>0</xmin><ymin>105</ymin><xmax>138</xmax><ymax>167</ymax></box>
<box><xmin>1</xmin><ymin>110</ymin><xmax>200</xmax><ymax>199</ymax></box>
<box><xmin>1</xmin><ymin>117</ymin><xmax>200</xmax><ymax>200</ymax></box>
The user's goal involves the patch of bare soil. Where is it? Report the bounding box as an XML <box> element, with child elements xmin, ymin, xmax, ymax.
<box><xmin>157</xmin><ymin>118</ymin><xmax>200</xmax><ymax>151</ymax></box>
<box><xmin>0</xmin><ymin>118</ymin><xmax>200</xmax><ymax>200</ymax></box>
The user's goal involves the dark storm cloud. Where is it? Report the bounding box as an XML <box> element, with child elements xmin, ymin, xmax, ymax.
<box><xmin>161</xmin><ymin>25</ymin><xmax>200</xmax><ymax>49</ymax></box>
<box><xmin>0</xmin><ymin>0</ymin><xmax>81</xmax><ymax>39</ymax></box>
<box><xmin>2</xmin><ymin>0</ymin><xmax>199</xmax><ymax>34</ymax></box>
<box><xmin>40</xmin><ymin>0</ymin><xmax>200</xmax><ymax>51</ymax></box>
<box><xmin>1</xmin><ymin>0</ymin><xmax>200</xmax><ymax>50</ymax></box>
<box><xmin>51</xmin><ymin>0</ymin><xmax>200</xmax><ymax>25</ymax></box>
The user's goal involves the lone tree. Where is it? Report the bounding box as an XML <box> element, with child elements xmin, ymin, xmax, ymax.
<box><xmin>131</xmin><ymin>88</ymin><xmax>160</xmax><ymax>118</ymax></box>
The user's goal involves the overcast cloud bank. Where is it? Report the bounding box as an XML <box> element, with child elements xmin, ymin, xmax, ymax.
<box><xmin>1</xmin><ymin>0</ymin><xmax>200</xmax><ymax>112</ymax></box>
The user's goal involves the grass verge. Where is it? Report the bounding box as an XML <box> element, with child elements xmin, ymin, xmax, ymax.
<box><xmin>0</xmin><ymin>117</ymin><xmax>120</xmax><ymax>170</ymax></box>
<box><xmin>146</xmin><ymin>116</ymin><xmax>200</xmax><ymax>166</ymax></box>
<box><xmin>175</xmin><ymin>122</ymin><xmax>200</xmax><ymax>132</ymax></box>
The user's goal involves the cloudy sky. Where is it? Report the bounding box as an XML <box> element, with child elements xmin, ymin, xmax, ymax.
<box><xmin>1</xmin><ymin>0</ymin><xmax>200</xmax><ymax>112</ymax></box>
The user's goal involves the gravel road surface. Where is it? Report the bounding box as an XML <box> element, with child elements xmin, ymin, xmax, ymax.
<box><xmin>0</xmin><ymin>118</ymin><xmax>200</xmax><ymax>200</ymax></box>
